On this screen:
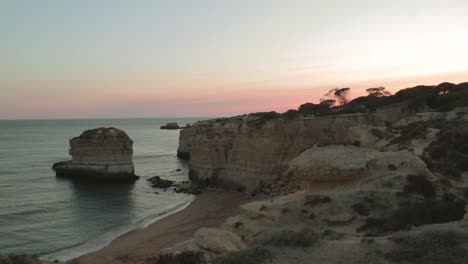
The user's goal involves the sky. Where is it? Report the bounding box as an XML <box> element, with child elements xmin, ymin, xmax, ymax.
<box><xmin>1</xmin><ymin>0</ymin><xmax>468</xmax><ymax>119</ymax></box>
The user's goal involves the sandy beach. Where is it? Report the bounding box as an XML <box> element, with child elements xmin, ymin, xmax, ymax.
<box><xmin>75</xmin><ymin>190</ymin><xmax>246</xmax><ymax>264</ymax></box>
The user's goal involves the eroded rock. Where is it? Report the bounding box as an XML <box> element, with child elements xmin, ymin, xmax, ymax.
<box><xmin>193</xmin><ymin>227</ymin><xmax>246</xmax><ymax>254</ymax></box>
<box><xmin>147</xmin><ymin>176</ymin><xmax>174</xmax><ymax>188</ymax></box>
<box><xmin>52</xmin><ymin>127</ymin><xmax>137</xmax><ymax>181</ymax></box>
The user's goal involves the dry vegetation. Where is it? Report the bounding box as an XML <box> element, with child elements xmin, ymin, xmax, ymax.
<box><xmin>0</xmin><ymin>255</ymin><xmax>42</xmax><ymax>264</ymax></box>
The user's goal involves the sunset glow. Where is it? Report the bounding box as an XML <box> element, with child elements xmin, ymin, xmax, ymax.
<box><xmin>1</xmin><ymin>0</ymin><xmax>468</xmax><ymax>119</ymax></box>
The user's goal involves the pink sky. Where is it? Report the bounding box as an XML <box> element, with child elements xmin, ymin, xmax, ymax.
<box><xmin>1</xmin><ymin>1</ymin><xmax>468</xmax><ymax>119</ymax></box>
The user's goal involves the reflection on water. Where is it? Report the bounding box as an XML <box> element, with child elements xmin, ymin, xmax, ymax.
<box><xmin>69</xmin><ymin>180</ymin><xmax>136</xmax><ymax>230</ymax></box>
<box><xmin>0</xmin><ymin>118</ymin><xmax>202</xmax><ymax>255</ymax></box>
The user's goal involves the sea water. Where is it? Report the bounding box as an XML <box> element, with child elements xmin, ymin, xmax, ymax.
<box><xmin>0</xmin><ymin>118</ymin><xmax>202</xmax><ymax>261</ymax></box>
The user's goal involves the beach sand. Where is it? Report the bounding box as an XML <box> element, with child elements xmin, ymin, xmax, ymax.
<box><xmin>75</xmin><ymin>190</ymin><xmax>246</xmax><ymax>264</ymax></box>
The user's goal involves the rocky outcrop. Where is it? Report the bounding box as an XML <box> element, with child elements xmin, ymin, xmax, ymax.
<box><xmin>280</xmin><ymin>145</ymin><xmax>431</xmax><ymax>191</ymax></box>
<box><xmin>52</xmin><ymin>127</ymin><xmax>137</xmax><ymax>181</ymax></box>
<box><xmin>193</xmin><ymin>227</ymin><xmax>246</xmax><ymax>254</ymax></box>
<box><xmin>181</xmin><ymin>113</ymin><xmax>382</xmax><ymax>190</ymax></box>
<box><xmin>147</xmin><ymin>176</ymin><xmax>174</xmax><ymax>188</ymax></box>
<box><xmin>177</xmin><ymin>127</ymin><xmax>192</xmax><ymax>160</ymax></box>
<box><xmin>161</xmin><ymin>122</ymin><xmax>180</xmax><ymax>129</ymax></box>
<box><xmin>178</xmin><ymin>105</ymin><xmax>466</xmax><ymax>191</ymax></box>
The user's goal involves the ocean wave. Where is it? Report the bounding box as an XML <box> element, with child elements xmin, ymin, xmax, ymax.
<box><xmin>40</xmin><ymin>197</ymin><xmax>194</xmax><ymax>262</ymax></box>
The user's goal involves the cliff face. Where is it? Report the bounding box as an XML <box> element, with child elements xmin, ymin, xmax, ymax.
<box><xmin>69</xmin><ymin>127</ymin><xmax>133</xmax><ymax>165</ymax></box>
<box><xmin>53</xmin><ymin>127</ymin><xmax>136</xmax><ymax>181</ymax></box>
<box><xmin>182</xmin><ymin>113</ymin><xmax>386</xmax><ymax>190</ymax></box>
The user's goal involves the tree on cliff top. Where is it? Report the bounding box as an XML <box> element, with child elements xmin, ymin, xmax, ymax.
<box><xmin>366</xmin><ymin>87</ymin><xmax>392</xmax><ymax>97</ymax></box>
<box><xmin>324</xmin><ymin>88</ymin><xmax>351</xmax><ymax>106</ymax></box>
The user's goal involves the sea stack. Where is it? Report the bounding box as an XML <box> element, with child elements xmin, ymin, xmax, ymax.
<box><xmin>52</xmin><ymin>127</ymin><xmax>138</xmax><ymax>181</ymax></box>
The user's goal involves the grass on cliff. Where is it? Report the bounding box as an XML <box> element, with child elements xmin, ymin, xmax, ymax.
<box><xmin>0</xmin><ymin>255</ymin><xmax>41</xmax><ymax>264</ymax></box>
<box><xmin>358</xmin><ymin>173</ymin><xmax>465</xmax><ymax>236</ymax></box>
<box><xmin>358</xmin><ymin>199</ymin><xmax>466</xmax><ymax>236</ymax></box>
<box><xmin>384</xmin><ymin>231</ymin><xmax>468</xmax><ymax>264</ymax></box>
<box><xmin>424</xmin><ymin>120</ymin><xmax>468</xmax><ymax>178</ymax></box>
<box><xmin>264</xmin><ymin>228</ymin><xmax>319</xmax><ymax>248</ymax></box>
<box><xmin>144</xmin><ymin>251</ymin><xmax>203</xmax><ymax>264</ymax></box>
<box><xmin>400</xmin><ymin>175</ymin><xmax>436</xmax><ymax>199</ymax></box>
<box><xmin>303</xmin><ymin>195</ymin><xmax>332</xmax><ymax>207</ymax></box>
<box><xmin>213</xmin><ymin>246</ymin><xmax>272</xmax><ymax>264</ymax></box>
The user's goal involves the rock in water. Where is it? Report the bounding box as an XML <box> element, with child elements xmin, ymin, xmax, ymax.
<box><xmin>52</xmin><ymin>127</ymin><xmax>138</xmax><ymax>182</ymax></box>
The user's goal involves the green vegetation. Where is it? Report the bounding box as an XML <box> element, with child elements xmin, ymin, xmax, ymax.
<box><xmin>385</xmin><ymin>231</ymin><xmax>468</xmax><ymax>264</ymax></box>
<box><xmin>0</xmin><ymin>255</ymin><xmax>41</xmax><ymax>264</ymax></box>
<box><xmin>303</xmin><ymin>195</ymin><xmax>331</xmax><ymax>206</ymax></box>
<box><xmin>145</xmin><ymin>251</ymin><xmax>204</xmax><ymax>264</ymax></box>
<box><xmin>402</xmin><ymin>175</ymin><xmax>436</xmax><ymax>199</ymax></box>
<box><xmin>424</xmin><ymin>120</ymin><xmax>468</xmax><ymax>178</ymax></box>
<box><xmin>246</xmin><ymin>82</ymin><xmax>468</xmax><ymax>124</ymax></box>
<box><xmin>213</xmin><ymin>246</ymin><xmax>272</xmax><ymax>264</ymax></box>
<box><xmin>358</xmin><ymin>200</ymin><xmax>465</xmax><ymax>236</ymax></box>
<box><xmin>264</xmin><ymin>228</ymin><xmax>319</xmax><ymax>248</ymax></box>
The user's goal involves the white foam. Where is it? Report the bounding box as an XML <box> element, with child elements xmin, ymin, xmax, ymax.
<box><xmin>41</xmin><ymin>197</ymin><xmax>194</xmax><ymax>262</ymax></box>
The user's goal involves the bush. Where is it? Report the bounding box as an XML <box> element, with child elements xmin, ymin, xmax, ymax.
<box><xmin>213</xmin><ymin>246</ymin><xmax>272</xmax><ymax>264</ymax></box>
<box><xmin>358</xmin><ymin>200</ymin><xmax>466</xmax><ymax>236</ymax></box>
<box><xmin>370</xmin><ymin>128</ymin><xmax>386</xmax><ymax>139</ymax></box>
<box><xmin>282</xmin><ymin>109</ymin><xmax>301</xmax><ymax>119</ymax></box>
<box><xmin>352</xmin><ymin>202</ymin><xmax>371</xmax><ymax>216</ymax></box>
<box><xmin>250</xmin><ymin>111</ymin><xmax>280</xmax><ymax>120</ymax></box>
<box><xmin>385</xmin><ymin>231</ymin><xmax>468</xmax><ymax>264</ymax></box>
<box><xmin>264</xmin><ymin>228</ymin><xmax>319</xmax><ymax>248</ymax></box>
<box><xmin>247</xmin><ymin>111</ymin><xmax>280</xmax><ymax>127</ymax></box>
<box><xmin>145</xmin><ymin>251</ymin><xmax>203</xmax><ymax>264</ymax></box>
<box><xmin>304</xmin><ymin>195</ymin><xmax>331</xmax><ymax>206</ymax></box>
<box><xmin>425</xmin><ymin>120</ymin><xmax>468</xmax><ymax>178</ymax></box>
<box><xmin>389</xmin><ymin>121</ymin><xmax>434</xmax><ymax>147</ymax></box>
<box><xmin>0</xmin><ymin>255</ymin><xmax>41</xmax><ymax>264</ymax></box>
<box><xmin>402</xmin><ymin>175</ymin><xmax>435</xmax><ymax>199</ymax></box>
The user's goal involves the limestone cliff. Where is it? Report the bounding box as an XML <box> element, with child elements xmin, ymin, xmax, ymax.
<box><xmin>181</xmin><ymin>112</ymin><xmax>392</xmax><ymax>190</ymax></box>
<box><xmin>180</xmin><ymin>105</ymin><xmax>467</xmax><ymax>191</ymax></box>
<box><xmin>53</xmin><ymin>127</ymin><xmax>137</xmax><ymax>181</ymax></box>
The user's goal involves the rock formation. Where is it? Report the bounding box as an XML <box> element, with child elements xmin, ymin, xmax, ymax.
<box><xmin>160</xmin><ymin>122</ymin><xmax>180</xmax><ymax>129</ymax></box>
<box><xmin>177</xmin><ymin>127</ymin><xmax>192</xmax><ymax>160</ymax></box>
<box><xmin>52</xmin><ymin>127</ymin><xmax>137</xmax><ymax>181</ymax></box>
<box><xmin>180</xmin><ymin>112</ymin><xmax>388</xmax><ymax>190</ymax></box>
<box><xmin>179</xmin><ymin>105</ymin><xmax>468</xmax><ymax>192</ymax></box>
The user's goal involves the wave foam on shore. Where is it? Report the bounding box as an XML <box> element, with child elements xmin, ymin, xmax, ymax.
<box><xmin>41</xmin><ymin>197</ymin><xmax>194</xmax><ymax>262</ymax></box>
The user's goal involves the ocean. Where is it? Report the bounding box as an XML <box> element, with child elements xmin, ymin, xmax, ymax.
<box><xmin>0</xmin><ymin>118</ymin><xmax>203</xmax><ymax>261</ymax></box>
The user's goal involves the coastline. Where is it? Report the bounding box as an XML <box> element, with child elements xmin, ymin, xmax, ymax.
<box><xmin>41</xmin><ymin>196</ymin><xmax>195</xmax><ymax>262</ymax></box>
<box><xmin>74</xmin><ymin>190</ymin><xmax>246</xmax><ymax>264</ymax></box>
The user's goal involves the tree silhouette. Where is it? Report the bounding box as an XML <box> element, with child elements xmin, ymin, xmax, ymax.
<box><xmin>366</xmin><ymin>87</ymin><xmax>392</xmax><ymax>97</ymax></box>
<box><xmin>324</xmin><ymin>88</ymin><xmax>350</xmax><ymax>106</ymax></box>
<box><xmin>319</xmin><ymin>99</ymin><xmax>335</xmax><ymax>108</ymax></box>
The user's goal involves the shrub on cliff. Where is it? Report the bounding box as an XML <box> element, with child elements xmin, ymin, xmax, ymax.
<box><xmin>401</xmin><ymin>175</ymin><xmax>435</xmax><ymax>199</ymax></box>
<box><xmin>145</xmin><ymin>251</ymin><xmax>203</xmax><ymax>264</ymax></box>
<box><xmin>358</xmin><ymin>200</ymin><xmax>465</xmax><ymax>236</ymax></box>
<box><xmin>247</xmin><ymin>111</ymin><xmax>281</xmax><ymax>127</ymax></box>
<box><xmin>281</xmin><ymin>109</ymin><xmax>301</xmax><ymax>119</ymax></box>
<box><xmin>264</xmin><ymin>228</ymin><xmax>319</xmax><ymax>248</ymax></box>
<box><xmin>298</xmin><ymin>103</ymin><xmax>333</xmax><ymax>116</ymax></box>
<box><xmin>0</xmin><ymin>255</ymin><xmax>41</xmax><ymax>264</ymax></box>
<box><xmin>424</xmin><ymin>120</ymin><xmax>468</xmax><ymax>178</ymax></box>
<box><xmin>303</xmin><ymin>195</ymin><xmax>332</xmax><ymax>207</ymax></box>
<box><xmin>384</xmin><ymin>231</ymin><xmax>468</xmax><ymax>264</ymax></box>
<box><xmin>213</xmin><ymin>246</ymin><xmax>272</xmax><ymax>264</ymax></box>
